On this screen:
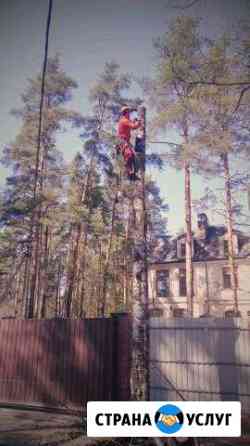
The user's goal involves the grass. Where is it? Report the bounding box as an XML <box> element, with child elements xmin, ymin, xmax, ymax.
<box><xmin>0</xmin><ymin>408</ymin><xmax>84</xmax><ymax>445</ymax></box>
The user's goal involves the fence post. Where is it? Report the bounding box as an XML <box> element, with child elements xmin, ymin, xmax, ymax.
<box><xmin>112</xmin><ymin>313</ymin><xmax>131</xmax><ymax>401</ymax></box>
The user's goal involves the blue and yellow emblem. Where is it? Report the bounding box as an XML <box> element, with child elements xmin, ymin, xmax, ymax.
<box><xmin>155</xmin><ymin>404</ymin><xmax>184</xmax><ymax>434</ymax></box>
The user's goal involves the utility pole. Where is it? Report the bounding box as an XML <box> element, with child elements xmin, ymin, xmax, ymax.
<box><xmin>130</xmin><ymin>106</ymin><xmax>149</xmax><ymax>401</ymax></box>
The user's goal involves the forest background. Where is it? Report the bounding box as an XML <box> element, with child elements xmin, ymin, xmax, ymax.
<box><xmin>0</xmin><ymin>0</ymin><xmax>249</xmax><ymax>319</ymax></box>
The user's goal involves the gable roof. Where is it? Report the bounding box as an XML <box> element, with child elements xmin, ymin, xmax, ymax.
<box><xmin>151</xmin><ymin>227</ymin><xmax>250</xmax><ymax>264</ymax></box>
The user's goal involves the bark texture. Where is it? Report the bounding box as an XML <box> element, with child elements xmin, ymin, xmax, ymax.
<box><xmin>184</xmin><ymin>159</ymin><xmax>194</xmax><ymax>316</ymax></box>
<box><xmin>130</xmin><ymin>107</ymin><xmax>149</xmax><ymax>401</ymax></box>
<box><xmin>222</xmin><ymin>152</ymin><xmax>239</xmax><ymax>313</ymax></box>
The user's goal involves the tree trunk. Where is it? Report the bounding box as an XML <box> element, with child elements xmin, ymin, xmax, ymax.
<box><xmin>65</xmin><ymin>157</ymin><xmax>95</xmax><ymax>318</ymax></box>
<box><xmin>96</xmin><ymin>240</ymin><xmax>103</xmax><ymax>317</ymax></box>
<box><xmin>55</xmin><ymin>259</ymin><xmax>62</xmax><ymax>317</ymax></box>
<box><xmin>130</xmin><ymin>106</ymin><xmax>149</xmax><ymax>401</ymax></box>
<box><xmin>100</xmin><ymin>189</ymin><xmax>119</xmax><ymax>317</ymax></box>
<box><xmin>22</xmin><ymin>249</ymin><xmax>31</xmax><ymax>318</ymax></box>
<box><xmin>27</xmin><ymin>135</ymin><xmax>49</xmax><ymax>318</ymax></box>
<box><xmin>65</xmin><ymin>223</ymin><xmax>81</xmax><ymax>317</ymax></box>
<box><xmin>14</xmin><ymin>265</ymin><xmax>22</xmax><ymax>318</ymax></box>
<box><xmin>184</xmin><ymin>159</ymin><xmax>194</xmax><ymax>316</ymax></box>
<box><xmin>38</xmin><ymin>224</ymin><xmax>50</xmax><ymax>318</ymax></box>
<box><xmin>26</xmin><ymin>218</ymin><xmax>41</xmax><ymax>318</ymax></box>
<box><xmin>123</xmin><ymin>223</ymin><xmax>129</xmax><ymax>307</ymax></box>
<box><xmin>78</xmin><ymin>229</ymin><xmax>88</xmax><ymax>318</ymax></box>
<box><xmin>27</xmin><ymin>79</ymin><xmax>53</xmax><ymax>318</ymax></box>
<box><xmin>33</xmin><ymin>223</ymin><xmax>44</xmax><ymax>318</ymax></box>
<box><xmin>222</xmin><ymin>152</ymin><xmax>239</xmax><ymax>314</ymax></box>
<box><xmin>123</xmin><ymin>201</ymin><xmax>132</xmax><ymax>308</ymax></box>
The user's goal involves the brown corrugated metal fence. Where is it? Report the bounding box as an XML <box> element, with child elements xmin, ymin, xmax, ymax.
<box><xmin>0</xmin><ymin>314</ymin><xmax>131</xmax><ymax>408</ymax></box>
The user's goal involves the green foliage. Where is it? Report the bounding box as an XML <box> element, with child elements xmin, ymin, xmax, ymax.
<box><xmin>0</xmin><ymin>55</ymin><xmax>169</xmax><ymax>319</ymax></box>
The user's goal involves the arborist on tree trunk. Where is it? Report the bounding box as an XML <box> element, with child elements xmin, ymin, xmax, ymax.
<box><xmin>117</xmin><ymin>105</ymin><xmax>142</xmax><ymax>181</ymax></box>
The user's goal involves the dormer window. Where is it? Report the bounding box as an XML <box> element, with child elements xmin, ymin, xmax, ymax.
<box><xmin>177</xmin><ymin>237</ymin><xmax>194</xmax><ymax>258</ymax></box>
<box><xmin>177</xmin><ymin>238</ymin><xmax>187</xmax><ymax>258</ymax></box>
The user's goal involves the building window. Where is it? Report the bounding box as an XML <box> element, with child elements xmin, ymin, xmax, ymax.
<box><xmin>225</xmin><ymin>309</ymin><xmax>241</xmax><ymax>318</ymax></box>
<box><xmin>223</xmin><ymin>267</ymin><xmax>238</xmax><ymax>289</ymax></box>
<box><xmin>149</xmin><ymin>308</ymin><xmax>164</xmax><ymax>317</ymax></box>
<box><xmin>224</xmin><ymin>240</ymin><xmax>229</xmax><ymax>256</ymax></box>
<box><xmin>156</xmin><ymin>270</ymin><xmax>170</xmax><ymax>297</ymax></box>
<box><xmin>179</xmin><ymin>268</ymin><xmax>186</xmax><ymax>296</ymax></box>
<box><xmin>223</xmin><ymin>267</ymin><xmax>231</xmax><ymax>288</ymax></box>
<box><xmin>225</xmin><ymin>310</ymin><xmax>235</xmax><ymax>318</ymax></box>
<box><xmin>180</xmin><ymin>242</ymin><xmax>186</xmax><ymax>257</ymax></box>
<box><xmin>173</xmin><ymin>308</ymin><xmax>185</xmax><ymax>318</ymax></box>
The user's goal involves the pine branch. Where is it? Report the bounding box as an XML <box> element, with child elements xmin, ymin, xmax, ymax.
<box><xmin>233</xmin><ymin>85</ymin><xmax>250</xmax><ymax>113</ymax></box>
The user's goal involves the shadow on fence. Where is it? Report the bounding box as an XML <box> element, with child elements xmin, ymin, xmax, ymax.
<box><xmin>0</xmin><ymin>313</ymin><xmax>131</xmax><ymax>409</ymax></box>
<box><xmin>149</xmin><ymin>317</ymin><xmax>250</xmax><ymax>412</ymax></box>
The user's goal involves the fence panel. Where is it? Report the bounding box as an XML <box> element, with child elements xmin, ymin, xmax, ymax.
<box><xmin>149</xmin><ymin>317</ymin><xmax>250</xmax><ymax>412</ymax></box>
<box><xmin>0</xmin><ymin>314</ymin><xmax>131</xmax><ymax>408</ymax></box>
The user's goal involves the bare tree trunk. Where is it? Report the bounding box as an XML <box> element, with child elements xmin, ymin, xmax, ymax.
<box><xmin>35</xmin><ymin>136</ymin><xmax>52</xmax><ymax>319</ymax></box>
<box><xmin>222</xmin><ymin>152</ymin><xmax>238</xmax><ymax>314</ymax></box>
<box><xmin>96</xmin><ymin>240</ymin><xmax>103</xmax><ymax>317</ymax></box>
<box><xmin>38</xmin><ymin>224</ymin><xmax>50</xmax><ymax>318</ymax></box>
<box><xmin>79</xmin><ymin>230</ymin><xmax>88</xmax><ymax>318</ymax></box>
<box><xmin>26</xmin><ymin>218</ymin><xmax>40</xmax><ymax>318</ymax></box>
<box><xmin>73</xmin><ymin>225</ymin><xmax>88</xmax><ymax>318</ymax></box>
<box><xmin>22</xmin><ymin>250</ymin><xmax>31</xmax><ymax>318</ymax></box>
<box><xmin>123</xmin><ymin>203</ymin><xmax>131</xmax><ymax>307</ymax></box>
<box><xmin>14</xmin><ymin>266</ymin><xmax>22</xmax><ymax>317</ymax></box>
<box><xmin>123</xmin><ymin>244</ymin><xmax>129</xmax><ymax>308</ymax></box>
<box><xmin>26</xmin><ymin>137</ymin><xmax>48</xmax><ymax>318</ymax></box>
<box><xmin>1</xmin><ymin>255</ymin><xmax>25</xmax><ymax>312</ymax></box>
<box><xmin>55</xmin><ymin>259</ymin><xmax>62</xmax><ymax>317</ymax></box>
<box><xmin>184</xmin><ymin>159</ymin><xmax>194</xmax><ymax>316</ymax></box>
<box><xmin>74</xmin><ymin>253</ymin><xmax>82</xmax><ymax>317</ymax></box>
<box><xmin>26</xmin><ymin>83</ymin><xmax>53</xmax><ymax>319</ymax></box>
<box><xmin>33</xmin><ymin>223</ymin><xmax>44</xmax><ymax>318</ymax></box>
<box><xmin>100</xmin><ymin>189</ymin><xmax>119</xmax><ymax>317</ymax></box>
<box><xmin>100</xmin><ymin>158</ymin><xmax>123</xmax><ymax>316</ymax></box>
<box><xmin>131</xmin><ymin>106</ymin><xmax>149</xmax><ymax>401</ymax></box>
<box><xmin>65</xmin><ymin>223</ymin><xmax>81</xmax><ymax>317</ymax></box>
<box><xmin>65</xmin><ymin>157</ymin><xmax>95</xmax><ymax>318</ymax></box>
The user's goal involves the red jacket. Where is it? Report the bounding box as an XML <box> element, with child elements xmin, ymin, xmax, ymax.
<box><xmin>117</xmin><ymin>116</ymin><xmax>140</xmax><ymax>143</ymax></box>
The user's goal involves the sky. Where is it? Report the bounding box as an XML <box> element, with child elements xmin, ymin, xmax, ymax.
<box><xmin>0</xmin><ymin>0</ymin><xmax>250</xmax><ymax>235</ymax></box>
